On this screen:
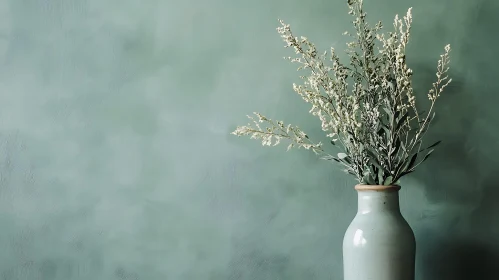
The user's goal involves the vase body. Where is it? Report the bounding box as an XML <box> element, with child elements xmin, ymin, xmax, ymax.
<box><xmin>343</xmin><ymin>185</ymin><xmax>415</xmax><ymax>280</ymax></box>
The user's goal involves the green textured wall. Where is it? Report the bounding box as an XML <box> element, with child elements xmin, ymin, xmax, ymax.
<box><xmin>0</xmin><ymin>0</ymin><xmax>498</xmax><ymax>279</ymax></box>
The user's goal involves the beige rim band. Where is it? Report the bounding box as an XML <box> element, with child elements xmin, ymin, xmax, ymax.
<box><xmin>355</xmin><ymin>184</ymin><xmax>401</xmax><ymax>191</ymax></box>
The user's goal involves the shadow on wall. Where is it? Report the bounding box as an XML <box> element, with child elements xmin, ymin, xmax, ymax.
<box><xmin>424</xmin><ymin>238</ymin><xmax>499</xmax><ymax>280</ymax></box>
<box><xmin>420</xmin><ymin>180</ymin><xmax>499</xmax><ymax>280</ymax></box>
<box><xmin>412</xmin><ymin>0</ymin><xmax>499</xmax><ymax>279</ymax></box>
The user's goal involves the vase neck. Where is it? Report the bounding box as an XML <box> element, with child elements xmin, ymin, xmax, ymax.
<box><xmin>357</xmin><ymin>189</ymin><xmax>400</xmax><ymax>214</ymax></box>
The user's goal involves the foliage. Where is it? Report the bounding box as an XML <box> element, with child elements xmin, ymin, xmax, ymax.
<box><xmin>232</xmin><ymin>0</ymin><xmax>452</xmax><ymax>185</ymax></box>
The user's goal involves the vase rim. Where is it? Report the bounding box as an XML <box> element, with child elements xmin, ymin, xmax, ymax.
<box><xmin>355</xmin><ymin>184</ymin><xmax>401</xmax><ymax>192</ymax></box>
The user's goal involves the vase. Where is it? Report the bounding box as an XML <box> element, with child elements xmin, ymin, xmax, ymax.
<box><xmin>343</xmin><ymin>185</ymin><xmax>415</xmax><ymax>280</ymax></box>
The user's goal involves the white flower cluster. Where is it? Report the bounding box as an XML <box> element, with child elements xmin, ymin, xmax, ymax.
<box><xmin>232</xmin><ymin>0</ymin><xmax>452</xmax><ymax>185</ymax></box>
<box><xmin>231</xmin><ymin>112</ymin><xmax>323</xmax><ymax>154</ymax></box>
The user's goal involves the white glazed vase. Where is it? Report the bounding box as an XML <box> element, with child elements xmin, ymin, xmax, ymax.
<box><xmin>343</xmin><ymin>185</ymin><xmax>415</xmax><ymax>280</ymax></box>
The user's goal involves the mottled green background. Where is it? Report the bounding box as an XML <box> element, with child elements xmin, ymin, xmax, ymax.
<box><xmin>0</xmin><ymin>0</ymin><xmax>498</xmax><ymax>279</ymax></box>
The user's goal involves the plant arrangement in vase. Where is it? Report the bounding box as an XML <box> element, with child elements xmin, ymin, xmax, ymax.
<box><xmin>231</xmin><ymin>0</ymin><xmax>451</xmax><ymax>186</ymax></box>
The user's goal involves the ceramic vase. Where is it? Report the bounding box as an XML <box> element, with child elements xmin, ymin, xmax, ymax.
<box><xmin>343</xmin><ymin>185</ymin><xmax>415</xmax><ymax>280</ymax></box>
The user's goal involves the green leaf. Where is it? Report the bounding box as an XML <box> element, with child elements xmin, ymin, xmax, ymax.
<box><xmin>371</xmin><ymin>160</ymin><xmax>383</xmax><ymax>173</ymax></box>
<box><xmin>383</xmin><ymin>108</ymin><xmax>394</xmax><ymax>123</ymax></box>
<box><xmin>363</xmin><ymin>173</ymin><xmax>375</xmax><ymax>185</ymax></box>
<box><xmin>394</xmin><ymin>160</ymin><xmax>406</xmax><ymax>178</ymax></box>
<box><xmin>420</xmin><ymin>149</ymin><xmax>435</xmax><ymax>163</ymax></box>
<box><xmin>377</xmin><ymin>127</ymin><xmax>384</xmax><ymax>136</ymax></box>
<box><xmin>381</xmin><ymin>124</ymin><xmax>391</xmax><ymax>138</ymax></box>
<box><xmin>424</xmin><ymin>140</ymin><xmax>441</xmax><ymax>151</ymax></box>
<box><xmin>377</xmin><ymin>169</ymin><xmax>384</xmax><ymax>185</ymax></box>
<box><xmin>400</xmin><ymin>137</ymin><xmax>407</xmax><ymax>153</ymax></box>
<box><xmin>365</xmin><ymin>149</ymin><xmax>383</xmax><ymax>170</ymax></box>
<box><xmin>321</xmin><ymin>155</ymin><xmax>339</xmax><ymax>162</ymax></box>
<box><xmin>338</xmin><ymin>152</ymin><xmax>352</xmax><ymax>164</ymax></box>
<box><xmin>407</xmin><ymin>153</ymin><xmax>418</xmax><ymax>171</ymax></box>
<box><xmin>400</xmin><ymin>169</ymin><xmax>414</xmax><ymax>177</ymax></box>
<box><xmin>367</xmin><ymin>165</ymin><xmax>376</xmax><ymax>177</ymax></box>
<box><xmin>396</xmin><ymin>112</ymin><xmax>409</xmax><ymax>131</ymax></box>
<box><xmin>391</xmin><ymin>136</ymin><xmax>401</xmax><ymax>156</ymax></box>
<box><xmin>383</xmin><ymin>176</ymin><xmax>393</xmax><ymax>186</ymax></box>
<box><xmin>394</xmin><ymin>110</ymin><xmax>400</xmax><ymax>121</ymax></box>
